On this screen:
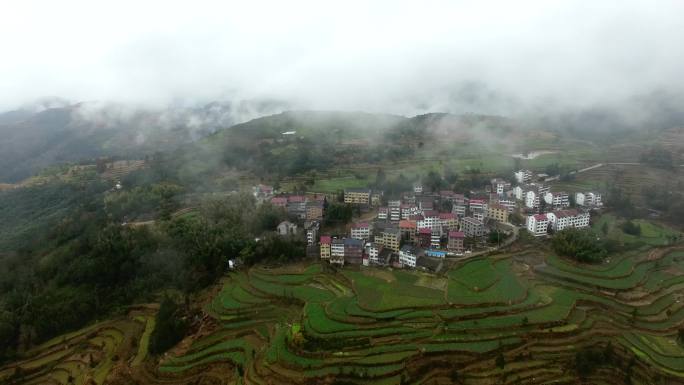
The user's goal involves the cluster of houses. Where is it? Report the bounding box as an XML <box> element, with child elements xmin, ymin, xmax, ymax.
<box><xmin>318</xmin><ymin>179</ymin><xmax>521</xmax><ymax>270</ymax></box>
<box><xmin>512</xmin><ymin>170</ymin><xmax>602</xmax><ymax>236</ymax></box>
<box><xmin>259</xmin><ymin>167</ymin><xmax>604</xmax><ymax>270</ymax></box>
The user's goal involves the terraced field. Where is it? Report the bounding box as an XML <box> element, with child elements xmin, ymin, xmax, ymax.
<box><xmin>0</xmin><ymin>305</ymin><xmax>156</xmax><ymax>385</ymax></box>
<box><xmin>3</xmin><ymin>242</ymin><xmax>684</xmax><ymax>384</ymax></box>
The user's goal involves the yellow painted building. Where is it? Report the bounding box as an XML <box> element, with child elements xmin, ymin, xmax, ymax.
<box><xmin>344</xmin><ymin>188</ymin><xmax>371</xmax><ymax>205</ymax></box>
<box><xmin>487</xmin><ymin>204</ymin><xmax>509</xmax><ymax>223</ymax></box>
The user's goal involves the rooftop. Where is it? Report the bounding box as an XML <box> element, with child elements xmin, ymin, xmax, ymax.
<box><xmin>423</xmin><ymin>210</ymin><xmax>439</xmax><ymax>217</ymax></box>
<box><xmin>462</xmin><ymin>217</ymin><xmax>484</xmax><ymax>225</ymax></box>
<box><xmin>344</xmin><ymin>238</ymin><xmax>364</xmax><ymax>246</ymax></box>
<box><xmin>288</xmin><ymin>195</ymin><xmax>306</xmax><ymax>202</ymax></box>
<box><xmin>399</xmin><ymin>220</ymin><xmax>417</xmax><ymax>229</ymax></box>
<box><xmin>345</xmin><ymin>188</ymin><xmax>372</xmax><ymax>193</ymax></box>
<box><xmin>320</xmin><ymin>235</ymin><xmax>331</xmax><ymax>244</ymax></box>
<box><xmin>449</xmin><ymin>231</ymin><xmax>465</xmax><ymax>238</ymax></box>
<box><xmin>553</xmin><ymin>209</ymin><xmax>580</xmax><ymax>218</ymax></box>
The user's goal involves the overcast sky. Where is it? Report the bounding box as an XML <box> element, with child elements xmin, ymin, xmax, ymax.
<box><xmin>2</xmin><ymin>0</ymin><xmax>684</xmax><ymax>114</ymax></box>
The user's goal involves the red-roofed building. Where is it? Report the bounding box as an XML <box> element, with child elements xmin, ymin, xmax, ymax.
<box><xmin>418</xmin><ymin>210</ymin><xmax>441</xmax><ymax>234</ymax></box>
<box><xmin>320</xmin><ymin>236</ymin><xmax>331</xmax><ymax>260</ymax></box>
<box><xmin>271</xmin><ymin>197</ymin><xmax>287</xmax><ymax>207</ymax></box>
<box><xmin>469</xmin><ymin>199</ymin><xmax>487</xmax><ymax>212</ymax></box>
<box><xmin>439</xmin><ymin>212</ymin><xmax>459</xmax><ymax>232</ymax></box>
<box><xmin>418</xmin><ymin>227</ymin><xmax>432</xmax><ymax>248</ymax></box>
<box><xmin>546</xmin><ymin>209</ymin><xmax>589</xmax><ymax>231</ymax></box>
<box><xmin>399</xmin><ymin>220</ymin><xmax>417</xmax><ymax>242</ymax></box>
<box><xmin>448</xmin><ymin>231</ymin><xmax>465</xmax><ymax>254</ymax></box>
<box><xmin>526</xmin><ymin>214</ymin><xmax>549</xmax><ymax>236</ymax></box>
<box><xmin>351</xmin><ymin>222</ymin><xmax>372</xmax><ymax>240</ymax></box>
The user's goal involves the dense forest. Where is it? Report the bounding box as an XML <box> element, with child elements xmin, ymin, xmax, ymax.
<box><xmin>0</xmin><ymin>158</ymin><xmax>306</xmax><ymax>363</ymax></box>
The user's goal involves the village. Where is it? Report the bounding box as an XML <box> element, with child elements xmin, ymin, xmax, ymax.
<box><xmin>254</xmin><ymin>168</ymin><xmax>604</xmax><ymax>273</ymax></box>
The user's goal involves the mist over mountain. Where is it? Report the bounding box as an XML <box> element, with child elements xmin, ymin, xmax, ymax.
<box><xmin>0</xmin><ymin>98</ymin><xmax>289</xmax><ymax>182</ymax></box>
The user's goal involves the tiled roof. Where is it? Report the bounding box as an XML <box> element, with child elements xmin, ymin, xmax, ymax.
<box><xmin>423</xmin><ymin>210</ymin><xmax>439</xmax><ymax>218</ymax></box>
<box><xmin>449</xmin><ymin>231</ymin><xmax>465</xmax><ymax>238</ymax></box>
<box><xmin>288</xmin><ymin>195</ymin><xmax>306</xmax><ymax>202</ymax></box>
<box><xmin>344</xmin><ymin>238</ymin><xmax>364</xmax><ymax>246</ymax></box>
<box><xmin>352</xmin><ymin>222</ymin><xmax>370</xmax><ymax>229</ymax></box>
<box><xmin>439</xmin><ymin>212</ymin><xmax>456</xmax><ymax>219</ymax></box>
<box><xmin>533</xmin><ymin>214</ymin><xmax>548</xmax><ymax>221</ymax></box>
<box><xmin>399</xmin><ymin>220</ymin><xmax>417</xmax><ymax>229</ymax></box>
<box><xmin>320</xmin><ymin>235</ymin><xmax>331</xmax><ymax>244</ymax></box>
<box><xmin>418</xmin><ymin>227</ymin><xmax>432</xmax><ymax>234</ymax></box>
<box><xmin>553</xmin><ymin>209</ymin><xmax>579</xmax><ymax>218</ymax></box>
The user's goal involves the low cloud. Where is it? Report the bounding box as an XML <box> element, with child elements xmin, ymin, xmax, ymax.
<box><xmin>2</xmin><ymin>0</ymin><xmax>684</xmax><ymax>117</ymax></box>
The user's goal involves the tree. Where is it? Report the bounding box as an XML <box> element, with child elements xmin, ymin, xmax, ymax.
<box><xmin>375</xmin><ymin>168</ymin><xmax>386</xmax><ymax>188</ymax></box>
<box><xmin>149</xmin><ymin>297</ymin><xmax>188</xmax><ymax>355</ymax></box>
<box><xmin>424</xmin><ymin>170</ymin><xmax>445</xmax><ymax>192</ymax></box>
<box><xmin>325</xmin><ymin>203</ymin><xmax>353</xmax><ymax>226</ymax></box>
<box><xmin>601</xmin><ymin>221</ymin><xmax>609</xmax><ymax>236</ymax></box>
<box><xmin>551</xmin><ymin>228</ymin><xmax>607</xmax><ymax>264</ymax></box>
<box><xmin>496</xmin><ymin>353</ymin><xmax>505</xmax><ymax>369</ymax></box>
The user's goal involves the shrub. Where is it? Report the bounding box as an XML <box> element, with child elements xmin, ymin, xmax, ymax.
<box><xmin>621</xmin><ymin>220</ymin><xmax>641</xmax><ymax>236</ymax></box>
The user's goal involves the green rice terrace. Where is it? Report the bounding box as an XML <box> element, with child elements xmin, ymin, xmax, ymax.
<box><xmin>2</xmin><ymin>232</ymin><xmax>684</xmax><ymax>384</ymax></box>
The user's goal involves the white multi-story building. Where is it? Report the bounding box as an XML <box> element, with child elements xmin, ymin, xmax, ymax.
<box><xmin>461</xmin><ymin>217</ymin><xmax>485</xmax><ymax>237</ymax></box>
<box><xmin>367</xmin><ymin>243</ymin><xmax>381</xmax><ymax>265</ymax></box>
<box><xmin>547</xmin><ymin>210</ymin><xmax>590</xmax><ymax>231</ymax></box>
<box><xmin>430</xmin><ymin>231</ymin><xmax>441</xmax><ymax>248</ymax></box>
<box><xmin>544</xmin><ymin>192</ymin><xmax>570</xmax><ymax>209</ymax></box>
<box><xmin>526</xmin><ymin>214</ymin><xmax>549</xmax><ymax>236</ymax></box>
<box><xmin>351</xmin><ymin>222</ymin><xmax>372</xmax><ymax>240</ymax></box>
<box><xmin>377</xmin><ymin>207</ymin><xmax>388</xmax><ymax>220</ymax></box>
<box><xmin>575</xmin><ymin>192</ymin><xmax>603</xmax><ymax>207</ymax></box>
<box><xmin>491</xmin><ymin>178</ymin><xmax>511</xmax><ymax>195</ymax></box>
<box><xmin>330</xmin><ymin>239</ymin><xmax>345</xmax><ymax>265</ymax></box>
<box><xmin>469</xmin><ymin>199</ymin><xmax>487</xmax><ymax>212</ymax></box>
<box><xmin>452</xmin><ymin>204</ymin><xmax>467</xmax><ymax>217</ymax></box>
<box><xmin>514</xmin><ymin>183</ymin><xmax>549</xmax><ymax>209</ymax></box>
<box><xmin>399</xmin><ymin>245</ymin><xmax>418</xmax><ymax>268</ymax></box>
<box><xmin>305</xmin><ymin>221</ymin><xmax>320</xmax><ymax>246</ymax></box>
<box><xmin>388</xmin><ymin>200</ymin><xmax>401</xmax><ymax>222</ymax></box>
<box><xmin>514</xmin><ymin>169</ymin><xmax>534</xmax><ymax>184</ymax></box>
<box><xmin>401</xmin><ymin>204</ymin><xmax>420</xmax><ymax>220</ymax></box>
<box><xmin>418</xmin><ymin>210</ymin><xmax>441</xmax><ymax>234</ymax></box>
<box><xmin>472</xmin><ymin>210</ymin><xmax>485</xmax><ymax>222</ymax></box>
